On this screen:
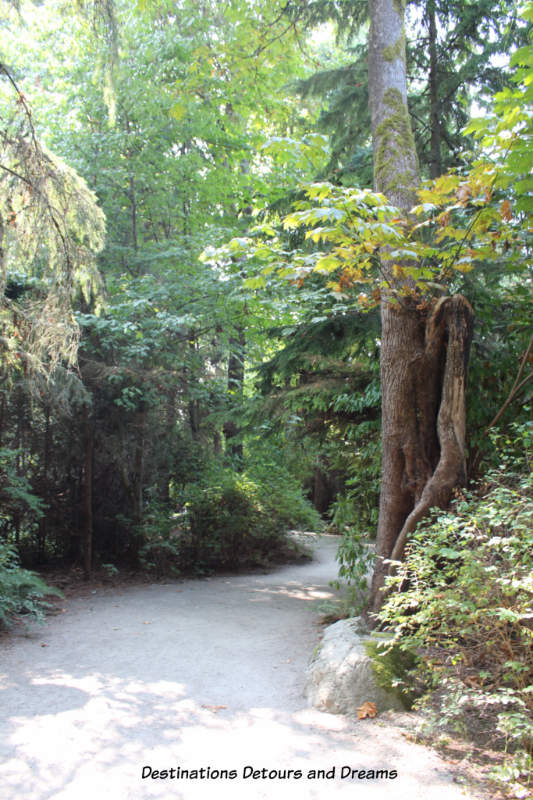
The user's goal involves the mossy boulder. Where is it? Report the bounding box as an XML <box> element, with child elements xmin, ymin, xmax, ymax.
<box><xmin>305</xmin><ymin>618</ymin><xmax>406</xmax><ymax>715</ymax></box>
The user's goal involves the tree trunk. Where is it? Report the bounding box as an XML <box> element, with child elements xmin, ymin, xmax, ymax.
<box><xmin>0</xmin><ymin>391</ymin><xmax>5</xmax><ymax>447</ymax></box>
<box><xmin>367</xmin><ymin>0</ymin><xmax>474</xmax><ymax>616</ymax></box>
<box><xmin>0</xmin><ymin>211</ymin><xmax>5</xmax><ymax>295</ymax></box>
<box><xmin>133</xmin><ymin>410</ymin><xmax>146</xmax><ymax>523</ymax></box>
<box><xmin>427</xmin><ymin>0</ymin><xmax>442</xmax><ymax>179</ymax></box>
<box><xmin>37</xmin><ymin>404</ymin><xmax>51</xmax><ymax>560</ymax></box>
<box><xmin>128</xmin><ymin>174</ymin><xmax>138</xmax><ymax>255</ymax></box>
<box><xmin>223</xmin><ymin>326</ymin><xmax>245</xmax><ymax>469</ymax></box>
<box><xmin>157</xmin><ymin>387</ymin><xmax>177</xmax><ymax>503</ymax></box>
<box><xmin>82</xmin><ymin>405</ymin><xmax>94</xmax><ymax>580</ymax></box>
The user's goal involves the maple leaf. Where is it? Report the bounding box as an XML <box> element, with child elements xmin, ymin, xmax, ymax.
<box><xmin>357</xmin><ymin>701</ymin><xmax>377</xmax><ymax>720</ymax></box>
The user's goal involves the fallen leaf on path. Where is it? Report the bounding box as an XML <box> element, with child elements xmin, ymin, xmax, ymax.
<box><xmin>201</xmin><ymin>704</ymin><xmax>227</xmax><ymax>713</ymax></box>
<box><xmin>357</xmin><ymin>701</ymin><xmax>377</xmax><ymax>720</ymax></box>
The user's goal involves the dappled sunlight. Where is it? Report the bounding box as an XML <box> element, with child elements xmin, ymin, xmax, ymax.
<box><xmin>1</xmin><ymin>538</ymin><xmax>474</xmax><ymax>800</ymax></box>
<box><xmin>2</xmin><ymin>669</ymin><xmax>463</xmax><ymax>800</ymax></box>
<box><xmin>247</xmin><ymin>583</ymin><xmax>335</xmax><ymax>602</ymax></box>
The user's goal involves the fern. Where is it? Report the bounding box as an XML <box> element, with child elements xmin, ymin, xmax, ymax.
<box><xmin>0</xmin><ymin>542</ymin><xmax>62</xmax><ymax>629</ymax></box>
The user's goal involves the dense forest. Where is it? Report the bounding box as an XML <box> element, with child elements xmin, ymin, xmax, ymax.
<box><xmin>1</xmin><ymin>0</ymin><xmax>531</xmax><ymax>793</ymax></box>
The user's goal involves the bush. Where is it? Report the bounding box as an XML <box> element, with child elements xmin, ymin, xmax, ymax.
<box><xmin>137</xmin><ymin>502</ymin><xmax>184</xmax><ymax>577</ymax></box>
<box><xmin>182</xmin><ymin>477</ymin><xmax>269</xmax><ymax>570</ymax></box>
<box><xmin>329</xmin><ymin>491</ymin><xmax>375</xmax><ymax>602</ymax></box>
<box><xmin>180</xmin><ymin>467</ymin><xmax>312</xmax><ymax>572</ymax></box>
<box><xmin>375</xmin><ymin>425</ymin><xmax>533</xmax><ymax>794</ymax></box>
<box><xmin>244</xmin><ymin>445</ymin><xmax>324</xmax><ymax>533</ymax></box>
<box><xmin>0</xmin><ymin>541</ymin><xmax>61</xmax><ymax>629</ymax></box>
<box><xmin>138</xmin><ymin>460</ymin><xmax>318</xmax><ymax>577</ymax></box>
<box><xmin>326</xmin><ymin>422</ymin><xmax>380</xmax><ymax>608</ymax></box>
<box><xmin>0</xmin><ymin>447</ymin><xmax>45</xmax><ymax>537</ymax></box>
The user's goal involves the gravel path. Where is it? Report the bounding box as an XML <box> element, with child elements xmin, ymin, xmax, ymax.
<box><xmin>0</xmin><ymin>535</ymin><xmax>481</xmax><ymax>800</ymax></box>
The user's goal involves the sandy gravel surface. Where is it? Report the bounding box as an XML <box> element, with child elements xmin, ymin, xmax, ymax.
<box><xmin>0</xmin><ymin>534</ymin><xmax>481</xmax><ymax>800</ymax></box>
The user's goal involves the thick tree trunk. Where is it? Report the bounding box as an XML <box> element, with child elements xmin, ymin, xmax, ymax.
<box><xmin>389</xmin><ymin>296</ymin><xmax>474</xmax><ymax>562</ymax></box>
<box><xmin>186</xmin><ymin>332</ymin><xmax>203</xmax><ymax>441</ymax></box>
<box><xmin>367</xmin><ymin>0</ymin><xmax>474</xmax><ymax>615</ymax></box>
<box><xmin>370</xmin><ymin>295</ymin><xmax>473</xmax><ymax>610</ymax></box>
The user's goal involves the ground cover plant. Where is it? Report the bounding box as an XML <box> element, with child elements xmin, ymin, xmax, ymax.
<box><xmin>0</xmin><ymin>541</ymin><xmax>61</xmax><ymax>630</ymax></box>
<box><xmin>374</xmin><ymin>424</ymin><xmax>533</xmax><ymax>798</ymax></box>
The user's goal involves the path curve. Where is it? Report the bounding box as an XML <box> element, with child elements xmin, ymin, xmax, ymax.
<box><xmin>1</xmin><ymin>535</ymin><xmax>480</xmax><ymax>800</ymax></box>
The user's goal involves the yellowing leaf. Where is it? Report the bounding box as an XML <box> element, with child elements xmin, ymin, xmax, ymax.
<box><xmin>500</xmin><ymin>199</ymin><xmax>513</xmax><ymax>221</ymax></box>
<box><xmin>315</xmin><ymin>254</ymin><xmax>341</xmax><ymax>273</ymax></box>
<box><xmin>392</xmin><ymin>264</ymin><xmax>405</xmax><ymax>279</ymax></box>
<box><xmin>438</xmin><ymin>210</ymin><xmax>451</xmax><ymax>227</ymax></box>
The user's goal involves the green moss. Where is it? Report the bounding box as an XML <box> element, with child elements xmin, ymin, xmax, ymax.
<box><xmin>374</xmin><ymin>88</ymin><xmax>418</xmax><ymax>199</ymax></box>
<box><xmin>382</xmin><ymin>30</ymin><xmax>406</xmax><ymax>63</ymax></box>
<box><xmin>365</xmin><ymin>636</ymin><xmax>421</xmax><ymax>708</ymax></box>
<box><xmin>392</xmin><ymin>0</ymin><xmax>406</xmax><ymax>14</ymax></box>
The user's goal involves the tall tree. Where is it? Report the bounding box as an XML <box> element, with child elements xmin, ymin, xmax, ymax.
<box><xmin>291</xmin><ymin>0</ymin><xmax>527</xmax><ymax>181</ymax></box>
<box><xmin>366</xmin><ymin>0</ymin><xmax>474</xmax><ymax>614</ymax></box>
<box><xmin>0</xmin><ymin>58</ymin><xmax>105</xmax><ymax>374</ymax></box>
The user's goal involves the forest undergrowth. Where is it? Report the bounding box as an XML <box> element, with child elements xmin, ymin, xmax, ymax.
<box><xmin>369</xmin><ymin>422</ymin><xmax>533</xmax><ymax>800</ymax></box>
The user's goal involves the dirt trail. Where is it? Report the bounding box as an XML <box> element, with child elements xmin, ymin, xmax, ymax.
<box><xmin>1</xmin><ymin>535</ymin><xmax>481</xmax><ymax>800</ymax></box>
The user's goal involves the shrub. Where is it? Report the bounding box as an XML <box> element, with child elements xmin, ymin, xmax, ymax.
<box><xmin>0</xmin><ymin>541</ymin><xmax>61</xmax><ymax>629</ymax></box>
<box><xmin>326</xmin><ymin>422</ymin><xmax>380</xmax><ymax>608</ymax></box>
<box><xmin>0</xmin><ymin>447</ymin><xmax>45</xmax><ymax>537</ymax></box>
<box><xmin>138</xmin><ymin>460</ymin><xmax>317</xmax><ymax>577</ymax></box>
<box><xmin>180</xmin><ymin>469</ymin><xmax>304</xmax><ymax>572</ymax></box>
<box><xmin>375</xmin><ymin>425</ymin><xmax>533</xmax><ymax>794</ymax></box>
<box><xmin>137</xmin><ymin>502</ymin><xmax>184</xmax><ymax>577</ymax></box>
<box><xmin>244</xmin><ymin>446</ymin><xmax>324</xmax><ymax>533</ymax></box>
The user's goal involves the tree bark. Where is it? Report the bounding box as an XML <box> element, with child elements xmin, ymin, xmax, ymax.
<box><xmin>82</xmin><ymin>405</ymin><xmax>94</xmax><ymax>580</ymax></box>
<box><xmin>0</xmin><ymin>211</ymin><xmax>5</xmax><ymax>289</ymax></box>
<box><xmin>37</xmin><ymin>404</ymin><xmax>51</xmax><ymax>560</ymax></box>
<box><xmin>367</xmin><ymin>0</ymin><xmax>474</xmax><ymax>616</ymax></box>
<box><xmin>133</xmin><ymin>410</ymin><xmax>146</xmax><ymax>524</ymax></box>
<box><xmin>157</xmin><ymin>387</ymin><xmax>177</xmax><ymax>503</ymax></box>
<box><xmin>427</xmin><ymin>0</ymin><xmax>442</xmax><ymax>178</ymax></box>
<box><xmin>368</xmin><ymin>0</ymin><xmax>419</xmax><ymax>211</ymax></box>
<box><xmin>223</xmin><ymin>326</ymin><xmax>245</xmax><ymax>469</ymax></box>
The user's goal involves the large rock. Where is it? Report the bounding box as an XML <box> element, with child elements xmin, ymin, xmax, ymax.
<box><xmin>304</xmin><ymin>617</ymin><xmax>405</xmax><ymax>715</ymax></box>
